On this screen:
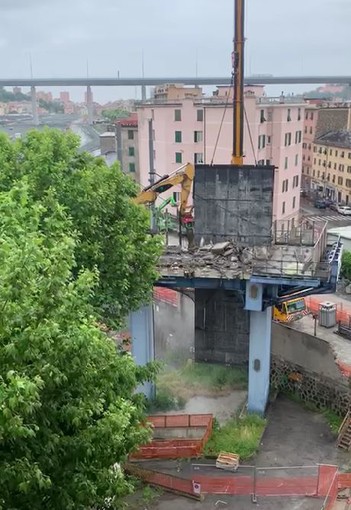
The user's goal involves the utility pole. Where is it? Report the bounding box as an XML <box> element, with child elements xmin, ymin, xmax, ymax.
<box><xmin>148</xmin><ymin>119</ymin><xmax>157</xmax><ymax>233</ymax></box>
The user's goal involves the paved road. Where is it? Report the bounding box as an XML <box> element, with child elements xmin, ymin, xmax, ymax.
<box><xmin>301</xmin><ymin>199</ymin><xmax>351</xmax><ymax>229</ymax></box>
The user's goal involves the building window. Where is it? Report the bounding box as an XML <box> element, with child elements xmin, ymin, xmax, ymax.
<box><xmin>308</xmin><ymin>144</ymin><xmax>311</xmax><ymax>150</ymax></box>
<box><xmin>194</xmin><ymin>152</ymin><xmax>204</xmax><ymax>164</ymax></box>
<box><xmin>194</xmin><ymin>130</ymin><xmax>203</xmax><ymax>143</ymax></box>
<box><xmin>335</xmin><ymin>150</ymin><xmax>338</xmax><ymax>157</ymax></box>
<box><xmin>287</xmin><ymin>108</ymin><xmax>291</xmax><ymax>121</ymax></box>
<box><xmin>309</xmin><ymin>126</ymin><xmax>313</xmax><ymax>134</ymax></box>
<box><xmin>330</xmin><ymin>149</ymin><xmax>332</xmax><ymax>156</ymax></box>
<box><xmin>303</xmin><ymin>155</ymin><xmax>305</xmax><ymax>161</ymax></box>
<box><xmin>174</xmin><ymin>109</ymin><xmax>181</xmax><ymax>121</ymax></box>
<box><xmin>128</xmin><ymin>130</ymin><xmax>134</xmax><ymax>140</ymax></box>
<box><xmin>339</xmin><ymin>164</ymin><xmax>345</xmax><ymax>172</ymax></box>
<box><xmin>334</xmin><ymin>163</ymin><xmax>337</xmax><ymax>170</ymax></box>
<box><xmin>260</xmin><ymin>109</ymin><xmax>266</xmax><ymax>123</ymax></box>
<box><xmin>128</xmin><ymin>146</ymin><xmax>135</xmax><ymax>156</ymax></box>
<box><xmin>284</xmin><ymin>132</ymin><xmax>292</xmax><ymax>146</ymax></box>
<box><xmin>293</xmin><ymin>175</ymin><xmax>299</xmax><ymax>188</ymax></box>
<box><xmin>338</xmin><ymin>176</ymin><xmax>343</xmax><ymax>185</ymax></box>
<box><xmin>328</xmin><ymin>161</ymin><xmax>331</xmax><ymax>168</ymax></box>
<box><xmin>258</xmin><ymin>134</ymin><xmax>266</xmax><ymax>149</ymax></box>
<box><xmin>197</xmin><ymin>109</ymin><xmax>204</xmax><ymax>122</ymax></box>
<box><xmin>310</xmin><ymin>112</ymin><xmax>314</xmax><ymax>120</ymax></box>
<box><xmin>304</xmin><ymin>126</ymin><xmax>307</xmax><ymax>134</ymax></box>
<box><xmin>346</xmin><ymin>179</ymin><xmax>351</xmax><ymax>188</ymax></box>
<box><xmin>151</xmin><ymin>109</ymin><xmax>154</xmax><ymax>120</ymax></box>
<box><xmin>313</xmin><ymin>158</ymin><xmax>316</xmax><ymax>165</ymax></box>
<box><xmin>341</xmin><ymin>151</ymin><xmax>345</xmax><ymax>158</ymax></box>
<box><xmin>318</xmin><ymin>171</ymin><xmax>320</xmax><ymax>178</ymax></box>
<box><xmin>175</xmin><ymin>131</ymin><xmax>182</xmax><ymax>143</ymax></box>
<box><xmin>298</xmin><ymin>108</ymin><xmax>301</xmax><ymax>121</ymax></box>
<box><xmin>295</xmin><ymin>130</ymin><xmax>302</xmax><ymax>143</ymax></box>
<box><xmin>292</xmin><ymin>196</ymin><xmax>296</xmax><ymax>209</ymax></box>
<box><xmin>267</xmin><ymin>136</ymin><xmax>271</xmax><ymax>144</ymax></box>
<box><xmin>282</xmin><ymin>179</ymin><xmax>289</xmax><ymax>192</ymax></box>
<box><xmin>349</xmin><ymin>152</ymin><xmax>351</xmax><ymax>159</ymax></box>
<box><xmin>175</xmin><ymin>152</ymin><xmax>182</xmax><ymax>164</ymax></box>
<box><xmin>313</xmin><ymin>146</ymin><xmax>317</xmax><ymax>153</ymax></box>
<box><xmin>308</xmin><ymin>156</ymin><xmax>311</xmax><ymax>161</ymax></box>
<box><xmin>348</xmin><ymin>166</ymin><xmax>351</xmax><ymax>174</ymax></box>
<box><xmin>303</xmin><ymin>142</ymin><xmax>307</xmax><ymax>149</ymax></box>
<box><xmin>172</xmin><ymin>191</ymin><xmax>180</xmax><ymax>202</ymax></box>
<box><xmin>318</xmin><ymin>159</ymin><xmax>321</xmax><ymax>166</ymax></box>
<box><xmin>129</xmin><ymin>162</ymin><xmax>136</xmax><ymax>172</ymax></box>
<box><xmin>282</xmin><ymin>201</ymin><xmax>286</xmax><ymax>214</ymax></box>
<box><xmin>284</xmin><ymin>157</ymin><xmax>288</xmax><ymax>169</ymax></box>
<box><xmin>295</xmin><ymin>154</ymin><xmax>298</xmax><ymax>166</ymax></box>
<box><xmin>305</xmin><ymin>111</ymin><xmax>308</xmax><ymax>120</ymax></box>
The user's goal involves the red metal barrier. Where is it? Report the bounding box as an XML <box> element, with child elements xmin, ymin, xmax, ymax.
<box><xmin>131</xmin><ymin>414</ymin><xmax>213</xmax><ymax>460</ymax></box>
<box><xmin>153</xmin><ymin>287</ymin><xmax>180</xmax><ymax>307</ymax></box>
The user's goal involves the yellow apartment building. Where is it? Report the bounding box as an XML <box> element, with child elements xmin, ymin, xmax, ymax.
<box><xmin>311</xmin><ymin>130</ymin><xmax>351</xmax><ymax>204</ymax></box>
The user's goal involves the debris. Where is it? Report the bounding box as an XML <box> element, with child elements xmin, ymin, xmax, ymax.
<box><xmin>211</xmin><ymin>242</ymin><xmax>231</xmax><ymax>255</ymax></box>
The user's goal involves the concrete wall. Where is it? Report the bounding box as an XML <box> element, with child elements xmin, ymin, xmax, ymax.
<box><xmin>154</xmin><ymin>293</ymin><xmax>194</xmax><ymax>363</ymax></box>
<box><xmin>194</xmin><ymin>164</ymin><xmax>274</xmax><ymax>246</ymax></box>
<box><xmin>195</xmin><ymin>289</ymin><xmax>249</xmax><ymax>365</ymax></box>
<box><xmin>272</xmin><ymin>322</ymin><xmax>343</xmax><ymax>381</ymax></box>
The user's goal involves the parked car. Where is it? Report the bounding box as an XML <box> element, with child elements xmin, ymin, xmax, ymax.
<box><xmin>329</xmin><ymin>202</ymin><xmax>338</xmax><ymax>211</ymax></box>
<box><xmin>314</xmin><ymin>199</ymin><xmax>327</xmax><ymax>209</ymax></box>
<box><xmin>336</xmin><ymin>204</ymin><xmax>351</xmax><ymax>215</ymax></box>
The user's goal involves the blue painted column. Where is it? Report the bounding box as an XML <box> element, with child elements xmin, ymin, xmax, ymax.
<box><xmin>245</xmin><ymin>282</ymin><xmax>272</xmax><ymax>415</ymax></box>
<box><xmin>129</xmin><ymin>304</ymin><xmax>155</xmax><ymax>399</ymax></box>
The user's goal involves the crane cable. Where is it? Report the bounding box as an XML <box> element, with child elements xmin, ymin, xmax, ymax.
<box><xmin>210</xmin><ymin>72</ymin><xmax>234</xmax><ymax>165</ymax></box>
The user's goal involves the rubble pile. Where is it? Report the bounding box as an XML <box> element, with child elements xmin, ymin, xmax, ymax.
<box><xmin>160</xmin><ymin>241</ymin><xmax>273</xmax><ymax>278</ymax></box>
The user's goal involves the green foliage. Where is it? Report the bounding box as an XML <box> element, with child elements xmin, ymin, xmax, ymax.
<box><xmin>101</xmin><ymin>109</ymin><xmax>130</xmax><ymax>122</ymax></box>
<box><xmin>0</xmin><ymin>183</ymin><xmax>159</xmax><ymax>509</ymax></box>
<box><xmin>0</xmin><ymin>129</ymin><xmax>162</xmax><ymax>326</ymax></box>
<box><xmin>38</xmin><ymin>98</ymin><xmax>64</xmax><ymax>114</ymax></box>
<box><xmin>146</xmin><ymin>388</ymin><xmax>186</xmax><ymax>413</ymax></box>
<box><xmin>204</xmin><ymin>415</ymin><xmax>266</xmax><ymax>460</ymax></box>
<box><xmin>0</xmin><ymin>86</ymin><xmax>30</xmax><ymax>102</ymax></box>
<box><xmin>341</xmin><ymin>251</ymin><xmax>351</xmax><ymax>281</ymax></box>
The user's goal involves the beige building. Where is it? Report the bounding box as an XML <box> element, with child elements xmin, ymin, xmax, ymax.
<box><xmin>302</xmin><ymin>102</ymin><xmax>351</xmax><ymax>191</ymax></box>
<box><xmin>116</xmin><ymin>114</ymin><xmax>140</xmax><ymax>182</ymax></box>
<box><xmin>312</xmin><ymin>131</ymin><xmax>351</xmax><ymax>204</ymax></box>
<box><xmin>152</xmin><ymin>83</ymin><xmax>203</xmax><ymax>101</ymax></box>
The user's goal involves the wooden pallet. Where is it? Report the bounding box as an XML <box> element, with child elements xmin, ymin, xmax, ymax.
<box><xmin>216</xmin><ymin>452</ymin><xmax>240</xmax><ymax>472</ymax></box>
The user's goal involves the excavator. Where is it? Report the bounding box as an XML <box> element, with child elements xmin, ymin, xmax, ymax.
<box><xmin>133</xmin><ymin>163</ymin><xmax>195</xmax><ymax>247</ymax></box>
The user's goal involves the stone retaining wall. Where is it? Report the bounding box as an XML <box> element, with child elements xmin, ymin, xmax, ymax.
<box><xmin>271</xmin><ymin>355</ymin><xmax>350</xmax><ymax>415</ymax></box>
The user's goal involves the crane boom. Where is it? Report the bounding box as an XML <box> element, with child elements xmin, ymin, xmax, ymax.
<box><xmin>231</xmin><ymin>0</ymin><xmax>245</xmax><ymax>166</ymax></box>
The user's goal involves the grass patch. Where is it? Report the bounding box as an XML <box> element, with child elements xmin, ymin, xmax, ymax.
<box><xmin>146</xmin><ymin>388</ymin><xmax>186</xmax><ymax>413</ymax></box>
<box><xmin>283</xmin><ymin>392</ymin><xmax>343</xmax><ymax>435</ymax></box>
<box><xmin>157</xmin><ymin>361</ymin><xmax>248</xmax><ymax>401</ymax></box>
<box><xmin>204</xmin><ymin>414</ymin><xmax>266</xmax><ymax>460</ymax></box>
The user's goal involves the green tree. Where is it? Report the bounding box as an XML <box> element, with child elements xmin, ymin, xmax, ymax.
<box><xmin>0</xmin><ymin>184</ymin><xmax>157</xmax><ymax>509</ymax></box>
<box><xmin>101</xmin><ymin>109</ymin><xmax>130</xmax><ymax>122</ymax></box>
<box><xmin>341</xmin><ymin>251</ymin><xmax>351</xmax><ymax>280</ymax></box>
<box><xmin>38</xmin><ymin>98</ymin><xmax>64</xmax><ymax>114</ymax></box>
<box><xmin>0</xmin><ymin>130</ymin><xmax>161</xmax><ymax>325</ymax></box>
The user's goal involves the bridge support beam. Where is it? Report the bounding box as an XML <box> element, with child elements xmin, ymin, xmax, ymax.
<box><xmin>86</xmin><ymin>85</ymin><xmax>94</xmax><ymax>125</ymax></box>
<box><xmin>31</xmin><ymin>85</ymin><xmax>39</xmax><ymax>126</ymax></box>
<box><xmin>245</xmin><ymin>282</ymin><xmax>271</xmax><ymax>415</ymax></box>
<box><xmin>141</xmin><ymin>84</ymin><xmax>147</xmax><ymax>101</ymax></box>
<box><xmin>129</xmin><ymin>304</ymin><xmax>155</xmax><ymax>399</ymax></box>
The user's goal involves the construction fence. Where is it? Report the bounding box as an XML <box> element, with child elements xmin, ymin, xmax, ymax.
<box><xmin>130</xmin><ymin>414</ymin><xmax>213</xmax><ymax>460</ymax></box>
<box><xmin>153</xmin><ymin>287</ymin><xmax>180</xmax><ymax>308</ymax></box>
<box><xmin>126</xmin><ymin>462</ymin><xmax>340</xmax><ymax>502</ymax></box>
<box><xmin>306</xmin><ymin>296</ymin><xmax>351</xmax><ymax>327</ymax></box>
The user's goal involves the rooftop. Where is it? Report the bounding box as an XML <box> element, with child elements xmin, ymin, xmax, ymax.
<box><xmin>316</xmin><ymin>130</ymin><xmax>351</xmax><ymax>149</ymax></box>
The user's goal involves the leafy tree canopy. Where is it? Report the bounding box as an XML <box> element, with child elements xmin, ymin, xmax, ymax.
<box><xmin>0</xmin><ymin>129</ymin><xmax>162</xmax><ymax>326</ymax></box>
<box><xmin>0</xmin><ymin>86</ymin><xmax>30</xmax><ymax>103</ymax></box>
<box><xmin>101</xmin><ymin>109</ymin><xmax>130</xmax><ymax>122</ymax></box>
<box><xmin>0</xmin><ymin>183</ymin><xmax>157</xmax><ymax>509</ymax></box>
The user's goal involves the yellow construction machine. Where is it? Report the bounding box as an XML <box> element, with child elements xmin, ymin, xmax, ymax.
<box><xmin>133</xmin><ymin>163</ymin><xmax>195</xmax><ymax>246</ymax></box>
<box><xmin>273</xmin><ymin>296</ymin><xmax>309</xmax><ymax>324</ymax></box>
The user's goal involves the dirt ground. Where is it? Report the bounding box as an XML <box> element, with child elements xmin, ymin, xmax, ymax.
<box><xmin>131</xmin><ymin>395</ymin><xmax>350</xmax><ymax>510</ymax></box>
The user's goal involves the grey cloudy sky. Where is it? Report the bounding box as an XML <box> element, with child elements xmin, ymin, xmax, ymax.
<box><xmin>0</xmin><ymin>0</ymin><xmax>349</xmax><ymax>102</ymax></box>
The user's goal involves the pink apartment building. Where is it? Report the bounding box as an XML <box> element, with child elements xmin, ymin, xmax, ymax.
<box><xmin>137</xmin><ymin>85</ymin><xmax>305</xmax><ymax>227</ymax></box>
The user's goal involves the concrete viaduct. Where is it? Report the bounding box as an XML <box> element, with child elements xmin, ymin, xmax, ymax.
<box><xmin>3</xmin><ymin>75</ymin><xmax>350</xmax><ymax>125</ymax></box>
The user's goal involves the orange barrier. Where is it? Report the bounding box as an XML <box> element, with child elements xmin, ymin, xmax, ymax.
<box><xmin>131</xmin><ymin>414</ymin><xmax>213</xmax><ymax>460</ymax></box>
<box><xmin>153</xmin><ymin>287</ymin><xmax>180</xmax><ymax>307</ymax></box>
<box><xmin>126</xmin><ymin>462</ymin><xmax>338</xmax><ymax>500</ymax></box>
<box><xmin>338</xmin><ymin>472</ymin><xmax>351</xmax><ymax>489</ymax></box>
<box><xmin>306</xmin><ymin>296</ymin><xmax>351</xmax><ymax>327</ymax></box>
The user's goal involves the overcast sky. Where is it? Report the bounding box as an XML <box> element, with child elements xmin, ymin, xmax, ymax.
<box><xmin>0</xmin><ymin>0</ymin><xmax>349</xmax><ymax>102</ymax></box>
